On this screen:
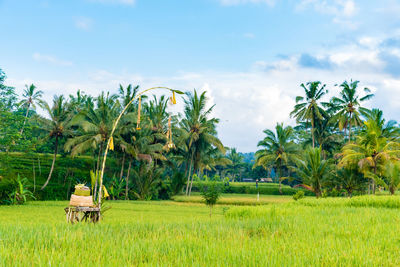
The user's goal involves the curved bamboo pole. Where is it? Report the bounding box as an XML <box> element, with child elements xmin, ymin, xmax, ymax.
<box><xmin>97</xmin><ymin>87</ymin><xmax>177</xmax><ymax>213</ymax></box>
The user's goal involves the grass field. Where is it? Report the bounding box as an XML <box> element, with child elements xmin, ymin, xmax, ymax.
<box><xmin>2</xmin><ymin>197</ymin><xmax>400</xmax><ymax>266</ymax></box>
<box><xmin>173</xmin><ymin>193</ymin><xmax>293</xmax><ymax>205</ymax></box>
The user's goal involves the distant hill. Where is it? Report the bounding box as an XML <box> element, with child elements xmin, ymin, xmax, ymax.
<box><xmin>240</xmin><ymin>152</ymin><xmax>255</xmax><ymax>164</ymax></box>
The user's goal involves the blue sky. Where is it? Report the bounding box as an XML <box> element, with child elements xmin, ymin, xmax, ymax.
<box><xmin>1</xmin><ymin>0</ymin><xmax>400</xmax><ymax>151</ymax></box>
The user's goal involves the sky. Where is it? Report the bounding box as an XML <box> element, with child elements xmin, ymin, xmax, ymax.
<box><xmin>1</xmin><ymin>0</ymin><xmax>400</xmax><ymax>152</ymax></box>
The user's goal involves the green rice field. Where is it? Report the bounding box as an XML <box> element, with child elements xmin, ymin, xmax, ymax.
<box><xmin>2</xmin><ymin>196</ymin><xmax>400</xmax><ymax>266</ymax></box>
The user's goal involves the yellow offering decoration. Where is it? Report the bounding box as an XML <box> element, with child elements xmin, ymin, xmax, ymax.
<box><xmin>109</xmin><ymin>136</ymin><xmax>114</xmax><ymax>151</ymax></box>
<box><xmin>170</xmin><ymin>91</ymin><xmax>177</xmax><ymax>105</ymax></box>
<box><xmin>103</xmin><ymin>185</ymin><xmax>110</xmax><ymax>198</ymax></box>
<box><xmin>136</xmin><ymin>96</ymin><xmax>141</xmax><ymax>130</ymax></box>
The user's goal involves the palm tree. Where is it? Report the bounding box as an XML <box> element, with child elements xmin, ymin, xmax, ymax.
<box><xmin>19</xmin><ymin>84</ymin><xmax>43</xmax><ymax>134</ymax></box>
<box><xmin>333</xmin><ymin>167</ymin><xmax>365</xmax><ymax>197</ymax></box>
<box><xmin>293</xmin><ymin>147</ymin><xmax>331</xmax><ymax>197</ymax></box>
<box><xmin>339</xmin><ymin>118</ymin><xmax>400</xmax><ymax>194</ymax></box>
<box><xmin>118</xmin><ymin>84</ymin><xmax>140</xmax><ymax>112</ymax></box>
<box><xmin>179</xmin><ymin>90</ymin><xmax>225</xmax><ymax>196</ymax></box>
<box><xmin>255</xmin><ymin>123</ymin><xmax>297</xmax><ymax>194</ymax></box>
<box><xmin>65</xmin><ymin>92</ymin><xmax>119</xmax><ymax>164</ymax></box>
<box><xmin>68</xmin><ymin>90</ymin><xmax>92</xmax><ymax>114</ymax></box>
<box><xmin>144</xmin><ymin>95</ymin><xmax>169</xmax><ymax>132</ymax></box>
<box><xmin>369</xmin><ymin>161</ymin><xmax>400</xmax><ymax>195</ymax></box>
<box><xmin>197</xmin><ymin>146</ymin><xmax>231</xmax><ymax>179</ymax></box>
<box><xmin>329</xmin><ymin>80</ymin><xmax>374</xmax><ymax>141</ymax></box>
<box><xmin>362</xmin><ymin>109</ymin><xmax>400</xmax><ymax>140</ymax></box>
<box><xmin>225</xmin><ymin>148</ymin><xmax>245</xmax><ymax>181</ymax></box>
<box><xmin>38</xmin><ymin>95</ymin><xmax>72</xmax><ymax>190</ymax></box>
<box><xmin>290</xmin><ymin>81</ymin><xmax>328</xmax><ymax>148</ymax></box>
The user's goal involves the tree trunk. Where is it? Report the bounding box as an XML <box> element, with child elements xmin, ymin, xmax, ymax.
<box><xmin>41</xmin><ymin>136</ymin><xmax>58</xmax><ymax>190</ymax></box>
<box><xmin>348</xmin><ymin>115</ymin><xmax>352</xmax><ymax>143</ymax></box>
<box><xmin>20</xmin><ymin>103</ymin><xmax>30</xmax><ymax>135</ymax></box>
<box><xmin>311</xmin><ymin>118</ymin><xmax>315</xmax><ymax>148</ymax></box>
<box><xmin>32</xmin><ymin>160</ymin><xmax>36</xmax><ymax>193</ymax></box>
<box><xmin>185</xmin><ymin>155</ymin><xmax>194</xmax><ymax>196</ymax></box>
<box><xmin>189</xmin><ymin>170</ymin><xmax>195</xmax><ymax>196</ymax></box>
<box><xmin>278</xmin><ymin>164</ymin><xmax>283</xmax><ymax>195</ymax></box>
<box><xmin>38</xmin><ymin>156</ymin><xmax>41</xmax><ymax>175</ymax></box>
<box><xmin>209</xmin><ymin>206</ymin><xmax>212</xmax><ymax>218</ymax></box>
<box><xmin>125</xmin><ymin>160</ymin><xmax>132</xmax><ymax>200</ymax></box>
<box><xmin>373</xmin><ymin>163</ymin><xmax>377</xmax><ymax>194</ymax></box>
<box><xmin>120</xmin><ymin>153</ymin><xmax>126</xmax><ymax>180</ymax></box>
<box><xmin>390</xmin><ymin>186</ymin><xmax>395</xmax><ymax>195</ymax></box>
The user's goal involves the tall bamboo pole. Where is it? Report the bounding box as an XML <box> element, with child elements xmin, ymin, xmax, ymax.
<box><xmin>97</xmin><ymin>87</ymin><xmax>180</xmax><ymax>215</ymax></box>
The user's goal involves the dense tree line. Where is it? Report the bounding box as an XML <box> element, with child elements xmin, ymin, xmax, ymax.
<box><xmin>255</xmin><ymin>81</ymin><xmax>400</xmax><ymax>197</ymax></box>
<box><xmin>2</xmin><ymin>66</ymin><xmax>398</xmax><ymax>201</ymax></box>
<box><xmin>0</xmin><ymin>68</ymin><xmax>238</xmax><ymax>201</ymax></box>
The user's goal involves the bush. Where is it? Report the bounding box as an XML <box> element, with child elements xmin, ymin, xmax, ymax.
<box><xmin>200</xmin><ymin>182</ymin><xmax>222</xmax><ymax>217</ymax></box>
<box><xmin>293</xmin><ymin>191</ymin><xmax>305</xmax><ymax>201</ymax></box>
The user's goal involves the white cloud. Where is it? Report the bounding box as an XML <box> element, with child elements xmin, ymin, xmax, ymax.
<box><xmin>87</xmin><ymin>0</ymin><xmax>135</xmax><ymax>6</ymax></box>
<box><xmin>297</xmin><ymin>0</ymin><xmax>358</xmax><ymax>28</ymax></box>
<box><xmin>74</xmin><ymin>16</ymin><xmax>93</xmax><ymax>31</ymax></box>
<box><xmin>298</xmin><ymin>0</ymin><xmax>357</xmax><ymax>16</ymax></box>
<box><xmin>32</xmin><ymin>53</ymin><xmax>73</xmax><ymax>66</ymax></box>
<box><xmin>219</xmin><ymin>0</ymin><xmax>275</xmax><ymax>6</ymax></box>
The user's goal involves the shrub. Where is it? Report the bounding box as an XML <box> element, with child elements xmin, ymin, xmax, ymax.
<box><xmin>293</xmin><ymin>191</ymin><xmax>305</xmax><ymax>201</ymax></box>
<box><xmin>200</xmin><ymin>182</ymin><xmax>221</xmax><ymax>217</ymax></box>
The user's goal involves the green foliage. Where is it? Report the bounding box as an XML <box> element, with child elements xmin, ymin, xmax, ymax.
<box><xmin>200</xmin><ymin>182</ymin><xmax>221</xmax><ymax>216</ymax></box>
<box><xmin>169</xmin><ymin>171</ymin><xmax>186</xmax><ymax>195</ymax></box>
<box><xmin>8</xmin><ymin>175</ymin><xmax>35</xmax><ymax>205</ymax></box>
<box><xmin>292</xmin><ymin>190</ymin><xmax>305</xmax><ymax>201</ymax></box>
<box><xmin>106</xmin><ymin>174</ymin><xmax>125</xmax><ymax>200</ymax></box>
<box><xmin>255</xmin><ymin>123</ymin><xmax>297</xmax><ymax>194</ymax></box>
<box><xmin>293</xmin><ymin>147</ymin><xmax>332</xmax><ymax>197</ymax></box>
<box><xmin>191</xmin><ymin>181</ymin><xmax>313</xmax><ymax>196</ymax></box>
<box><xmin>131</xmin><ymin>162</ymin><xmax>162</xmax><ymax>200</ymax></box>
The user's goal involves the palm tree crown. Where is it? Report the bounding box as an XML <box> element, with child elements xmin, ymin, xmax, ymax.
<box><xmin>290</xmin><ymin>81</ymin><xmax>328</xmax><ymax>147</ymax></box>
<box><xmin>19</xmin><ymin>84</ymin><xmax>43</xmax><ymax>134</ymax></box>
<box><xmin>255</xmin><ymin>123</ymin><xmax>297</xmax><ymax>193</ymax></box>
<box><xmin>330</xmin><ymin>80</ymin><xmax>374</xmax><ymax>141</ymax></box>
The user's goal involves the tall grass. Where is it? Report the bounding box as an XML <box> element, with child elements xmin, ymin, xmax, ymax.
<box><xmin>297</xmin><ymin>195</ymin><xmax>400</xmax><ymax>209</ymax></box>
<box><xmin>173</xmin><ymin>193</ymin><xmax>293</xmax><ymax>205</ymax></box>
<box><xmin>2</xmin><ymin>198</ymin><xmax>400</xmax><ymax>266</ymax></box>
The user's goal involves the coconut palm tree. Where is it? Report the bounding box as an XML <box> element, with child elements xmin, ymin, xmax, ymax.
<box><xmin>332</xmin><ymin>167</ymin><xmax>365</xmax><ymax>197</ymax></box>
<box><xmin>290</xmin><ymin>81</ymin><xmax>328</xmax><ymax>148</ymax></box>
<box><xmin>225</xmin><ymin>148</ymin><xmax>245</xmax><ymax>181</ymax></box>
<box><xmin>65</xmin><ymin>92</ymin><xmax>119</xmax><ymax>163</ymax></box>
<box><xmin>367</xmin><ymin>161</ymin><xmax>400</xmax><ymax>195</ymax></box>
<box><xmin>144</xmin><ymin>95</ymin><xmax>169</xmax><ymax>132</ymax></box>
<box><xmin>362</xmin><ymin>108</ymin><xmax>400</xmax><ymax>140</ymax></box>
<box><xmin>255</xmin><ymin>123</ymin><xmax>297</xmax><ymax>194</ymax></box>
<box><xmin>38</xmin><ymin>95</ymin><xmax>72</xmax><ymax>190</ymax></box>
<box><xmin>118</xmin><ymin>84</ymin><xmax>140</xmax><ymax>112</ymax></box>
<box><xmin>68</xmin><ymin>90</ymin><xmax>93</xmax><ymax>114</ymax></box>
<box><xmin>329</xmin><ymin>80</ymin><xmax>374</xmax><ymax>142</ymax></box>
<box><xmin>339</xmin><ymin>118</ymin><xmax>400</xmax><ymax>194</ymax></box>
<box><xmin>19</xmin><ymin>84</ymin><xmax>43</xmax><ymax>134</ymax></box>
<box><xmin>293</xmin><ymin>147</ymin><xmax>332</xmax><ymax>198</ymax></box>
<box><xmin>179</xmin><ymin>90</ymin><xmax>225</xmax><ymax>196</ymax></box>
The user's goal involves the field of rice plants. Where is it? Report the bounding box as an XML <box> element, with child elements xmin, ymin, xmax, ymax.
<box><xmin>173</xmin><ymin>193</ymin><xmax>293</xmax><ymax>205</ymax></box>
<box><xmin>2</xmin><ymin>196</ymin><xmax>400</xmax><ymax>266</ymax></box>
